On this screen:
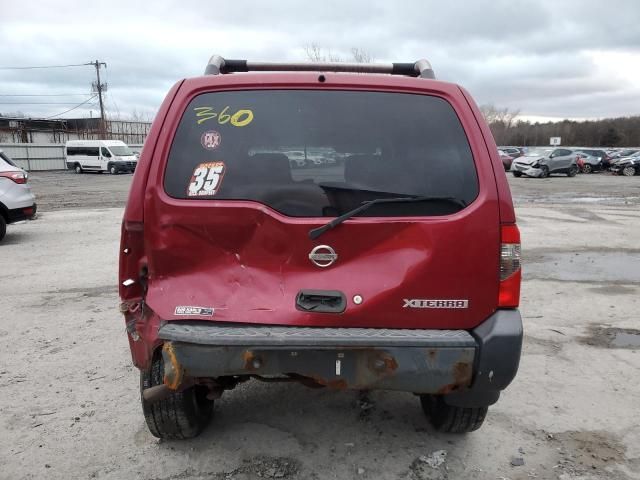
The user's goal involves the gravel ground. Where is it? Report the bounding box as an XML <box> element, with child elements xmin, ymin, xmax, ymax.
<box><xmin>1</xmin><ymin>170</ymin><xmax>639</xmax><ymax>479</ymax></box>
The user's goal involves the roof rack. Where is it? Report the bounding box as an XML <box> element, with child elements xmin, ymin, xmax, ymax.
<box><xmin>204</xmin><ymin>55</ymin><xmax>435</xmax><ymax>79</ymax></box>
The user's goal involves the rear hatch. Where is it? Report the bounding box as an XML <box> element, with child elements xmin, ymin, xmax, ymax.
<box><xmin>143</xmin><ymin>87</ymin><xmax>501</xmax><ymax>330</ymax></box>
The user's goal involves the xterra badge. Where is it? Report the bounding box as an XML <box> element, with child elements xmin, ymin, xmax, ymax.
<box><xmin>403</xmin><ymin>299</ymin><xmax>469</xmax><ymax>309</ymax></box>
<box><xmin>174</xmin><ymin>306</ymin><xmax>214</xmax><ymax>316</ymax></box>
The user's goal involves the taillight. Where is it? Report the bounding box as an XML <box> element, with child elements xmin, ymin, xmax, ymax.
<box><xmin>499</xmin><ymin>224</ymin><xmax>521</xmax><ymax>308</ymax></box>
<box><xmin>0</xmin><ymin>171</ymin><xmax>27</xmax><ymax>184</ymax></box>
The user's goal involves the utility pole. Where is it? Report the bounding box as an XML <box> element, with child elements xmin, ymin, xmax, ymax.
<box><xmin>90</xmin><ymin>60</ymin><xmax>107</xmax><ymax>139</ymax></box>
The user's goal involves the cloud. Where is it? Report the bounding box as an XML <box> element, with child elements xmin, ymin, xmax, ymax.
<box><xmin>0</xmin><ymin>0</ymin><xmax>638</xmax><ymax>120</ymax></box>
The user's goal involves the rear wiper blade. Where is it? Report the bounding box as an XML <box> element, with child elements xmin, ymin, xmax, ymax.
<box><xmin>308</xmin><ymin>196</ymin><xmax>466</xmax><ymax>240</ymax></box>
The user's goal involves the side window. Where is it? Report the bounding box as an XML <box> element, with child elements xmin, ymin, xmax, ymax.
<box><xmin>101</xmin><ymin>147</ymin><xmax>112</xmax><ymax>158</ymax></box>
<box><xmin>88</xmin><ymin>147</ymin><xmax>99</xmax><ymax>156</ymax></box>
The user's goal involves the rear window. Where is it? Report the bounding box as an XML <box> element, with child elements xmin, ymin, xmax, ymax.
<box><xmin>164</xmin><ymin>90</ymin><xmax>478</xmax><ymax>217</ymax></box>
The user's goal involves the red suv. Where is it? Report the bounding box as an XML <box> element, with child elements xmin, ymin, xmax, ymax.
<box><xmin>119</xmin><ymin>56</ymin><xmax>522</xmax><ymax>439</ymax></box>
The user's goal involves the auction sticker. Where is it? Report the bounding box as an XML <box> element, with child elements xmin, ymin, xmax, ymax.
<box><xmin>201</xmin><ymin>130</ymin><xmax>222</xmax><ymax>150</ymax></box>
<box><xmin>187</xmin><ymin>161</ymin><xmax>226</xmax><ymax>197</ymax></box>
<box><xmin>174</xmin><ymin>306</ymin><xmax>214</xmax><ymax>316</ymax></box>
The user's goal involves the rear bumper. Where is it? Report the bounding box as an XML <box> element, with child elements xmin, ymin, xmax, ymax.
<box><xmin>156</xmin><ymin>310</ymin><xmax>522</xmax><ymax>407</ymax></box>
<box><xmin>7</xmin><ymin>203</ymin><xmax>37</xmax><ymax>223</ymax></box>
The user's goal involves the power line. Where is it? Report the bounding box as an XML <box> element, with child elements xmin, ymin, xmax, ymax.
<box><xmin>44</xmin><ymin>95</ymin><xmax>98</xmax><ymax>119</ymax></box>
<box><xmin>0</xmin><ymin>93</ymin><xmax>93</xmax><ymax>97</ymax></box>
<box><xmin>0</xmin><ymin>62</ymin><xmax>92</xmax><ymax>70</ymax></box>
<box><xmin>0</xmin><ymin>100</ymin><xmax>95</xmax><ymax>104</ymax></box>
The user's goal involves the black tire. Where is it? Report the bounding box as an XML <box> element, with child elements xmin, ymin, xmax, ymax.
<box><xmin>109</xmin><ymin>165</ymin><xmax>118</xmax><ymax>175</ymax></box>
<box><xmin>0</xmin><ymin>215</ymin><xmax>6</xmax><ymax>242</ymax></box>
<box><xmin>512</xmin><ymin>171</ymin><xmax>522</xmax><ymax>178</ymax></box>
<box><xmin>539</xmin><ymin>166</ymin><xmax>549</xmax><ymax>178</ymax></box>
<box><xmin>420</xmin><ymin>395</ymin><xmax>487</xmax><ymax>433</ymax></box>
<box><xmin>74</xmin><ymin>164</ymin><xmax>83</xmax><ymax>174</ymax></box>
<box><xmin>567</xmin><ymin>165</ymin><xmax>578</xmax><ymax>177</ymax></box>
<box><xmin>622</xmin><ymin>166</ymin><xmax>636</xmax><ymax>177</ymax></box>
<box><xmin>582</xmin><ymin>164</ymin><xmax>592</xmax><ymax>174</ymax></box>
<box><xmin>140</xmin><ymin>353</ymin><xmax>214</xmax><ymax>439</ymax></box>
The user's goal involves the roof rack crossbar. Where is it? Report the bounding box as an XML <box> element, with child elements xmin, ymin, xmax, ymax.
<box><xmin>204</xmin><ymin>56</ymin><xmax>435</xmax><ymax>79</ymax></box>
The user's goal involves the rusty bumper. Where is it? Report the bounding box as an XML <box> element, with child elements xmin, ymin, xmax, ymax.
<box><xmin>156</xmin><ymin>310</ymin><xmax>522</xmax><ymax>406</ymax></box>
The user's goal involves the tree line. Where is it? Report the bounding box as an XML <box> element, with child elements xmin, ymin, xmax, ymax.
<box><xmin>481</xmin><ymin>104</ymin><xmax>640</xmax><ymax>147</ymax></box>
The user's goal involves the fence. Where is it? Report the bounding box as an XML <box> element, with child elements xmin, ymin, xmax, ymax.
<box><xmin>0</xmin><ymin>143</ymin><xmax>143</xmax><ymax>171</ymax></box>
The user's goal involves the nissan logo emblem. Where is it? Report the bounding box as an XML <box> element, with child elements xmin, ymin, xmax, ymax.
<box><xmin>309</xmin><ymin>245</ymin><xmax>338</xmax><ymax>268</ymax></box>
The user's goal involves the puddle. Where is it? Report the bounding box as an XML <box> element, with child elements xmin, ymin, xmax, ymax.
<box><xmin>580</xmin><ymin>326</ymin><xmax>640</xmax><ymax>349</ymax></box>
<box><xmin>610</xmin><ymin>331</ymin><xmax>640</xmax><ymax>348</ymax></box>
<box><xmin>526</xmin><ymin>251</ymin><xmax>640</xmax><ymax>283</ymax></box>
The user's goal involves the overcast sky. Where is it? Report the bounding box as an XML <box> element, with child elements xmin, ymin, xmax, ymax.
<box><xmin>1</xmin><ymin>0</ymin><xmax>639</xmax><ymax>122</ymax></box>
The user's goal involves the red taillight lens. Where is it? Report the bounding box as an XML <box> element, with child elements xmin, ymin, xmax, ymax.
<box><xmin>499</xmin><ymin>224</ymin><xmax>521</xmax><ymax>308</ymax></box>
<box><xmin>0</xmin><ymin>171</ymin><xmax>27</xmax><ymax>184</ymax></box>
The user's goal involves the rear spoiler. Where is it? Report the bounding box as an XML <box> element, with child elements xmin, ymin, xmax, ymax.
<box><xmin>204</xmin><ymin>55</ymin><xmax>435</xmax><ymax>79</ymax></box>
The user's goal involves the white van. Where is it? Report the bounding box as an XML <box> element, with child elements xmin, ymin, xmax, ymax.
<box><xmin>65</xmin><ymin>140</ymin><xmax>138</xmax><ymax>174</ymax></box>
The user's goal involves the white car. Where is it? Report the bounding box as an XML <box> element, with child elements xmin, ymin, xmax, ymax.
<box><xmin>0</xmin><ymin>149</ymin><xmax>37</xmax><ymax>241</ymax></box>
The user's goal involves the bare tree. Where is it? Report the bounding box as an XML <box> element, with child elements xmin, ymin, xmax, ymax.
<box><xmin>304</xmin><ymin>44</ymin><xmax>374</xmax><ymax>63</ymax></box>
<box><xmin>304</xmin><ymin>43</ymin><xmax>341</xmax><ymax>62</ymax></box>
<box><xmin>479</xmin><ymin>104</ymin><xmax>520</xmax><ymax>128</ymax></box>
<box><xmin>350</xmin><ymin>47</ymin><xmax>373</xmax><ymax>63</ymax></box>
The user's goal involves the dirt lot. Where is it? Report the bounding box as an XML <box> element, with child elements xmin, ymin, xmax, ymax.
<box><xmin>1</xmin><ymin>171</ymin><xmax>639</xmax><ymax>479</ymax></box>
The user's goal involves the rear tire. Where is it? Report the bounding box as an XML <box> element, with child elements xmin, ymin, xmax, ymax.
<box><xmin>74</xmin><ymin>164</ymin><xmax>83</xmax><ymax>174</ymax></box>
<box><xmin>140</xmin><ymin>353</ymin><xmax>214</xmax><ymax>439</ymax></box>
<box><xmin>0</xmin><ymin>215</ymin><xmax>6</xmax><ymax>242</ymax></box>
<box><xmin>420</xmin><ymin>395</ymin><xmax>487</xmax><ymax>433</ymax></box>
<box><xmin>512</xmin><ymin>171</ymin><xmax>522</xmax><ymax>178</ymax></box>
<box><xmin>567</xmin><ymin>165</ymin><xmax>578</xmax><ymax>177</ymax></box>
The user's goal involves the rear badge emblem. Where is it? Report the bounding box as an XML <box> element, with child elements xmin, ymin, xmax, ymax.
<box><xmin>309</xmin><ymin>245</ymin><xmax>338</xmax><ymax>268</ymax></box>
<box><xmin>403</xmin><ymin>299</ymin><xmax>469</xmax><ymax>309</ymax></box>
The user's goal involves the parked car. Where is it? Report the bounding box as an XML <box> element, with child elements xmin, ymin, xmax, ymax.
<box><xmin>499</xmin><ymin>147</ymin><xmax>524</xmax><ymax>159</ymax></box>
<box><xmin>574</xmin><ymin>151</ymin><xmax>603</xmax><ymax>173</ymax></box>
<box><xmin>611</xmin><ymin>152</ymin><xmax>640</xmax><ymax>176</ymax></box>
<box><xmin>498</xmin><ymin>150</ymin><xmax>515</xmax><ymax>171</ymax></box>
<box><xmin>574</xmin><ymin>148</ymin><xmax>611</xmax><ymax>170</ymax></box>
<box><xmin>65</xmin><ymin>140</ymin><xmax>138</xmax><ymax>174</ymax></box>
<box><xmin>120</xmin><ymin>55</ymin><xmax>523</xmax><ymax>439</ymax></box>
<box><xmin>0</xmin><ymin>149</ymin><xmax>37</xmax><ymax>241</ymax></box>
<box><xmin>609</xmin><ymin>149</ymin><xmax>639</xmax><ymax>161</ymax></box>
<box><xmin>511</xmin><ymin>147</ymin><xmax>578</xmax><ymax>178</ymax></box>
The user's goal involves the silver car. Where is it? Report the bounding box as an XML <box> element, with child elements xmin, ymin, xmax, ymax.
<box><xmin>511</xmin><ymin>147</ymin><xmax>578</xmax><ymax>178</ymax></box>
<box><xmin>0</xmin><ymin>149</ymin><xmax>37</xmax><ymax>241</ymax></box>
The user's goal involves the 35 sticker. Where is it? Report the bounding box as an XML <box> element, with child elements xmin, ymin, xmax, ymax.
<box><xmin>187</xmin><ymin>162</ymin><xmax>226</xmax><ymax>197</ymax></box>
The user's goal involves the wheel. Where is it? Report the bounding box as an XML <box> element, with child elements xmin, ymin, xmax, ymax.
<box><xmin>567</xmin><ymin>165</ymin><xmax>578</xmax><ymax>177</ymax></box>
<box><xmin>582</xmin><ymin>164</ymin><xmax>592</xmax><ymax>174</ymax></box>
<box><xmin>0</xmin><ymin>215</ymin><xmax>6</xmax><ymax>242</ymax></box>
<box><xmin>622</xmin><ymin>166</ymin><xmax>636</xmax><ymax>177</ymax></box>
<box><xmin>109</xmin><ymin>165</ymin><xmax>118</xmax><ymax>175</ymax></box>
<box><xmin>74</xmin><ymin>164</ymin><xmax>83</xmax><ymax>174</ymax></box>
<box><xmin>539</xmin><ymin>166</ymin><xmax>549</xmax><ymax>178</ymax></box>
<box><xmin>420</xmin><ymin>395</ymin><xmax>487</xmax><ymax>433</ymax></box>
<box><xmin>140</xmin><ymin>352</ymin><xmax>214</xmax><ymax>439</ymax></box>
<box><xmin>512</xmin><ymin>171</ymin><xmax>522</xmax><ymax>178</ymax></box>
